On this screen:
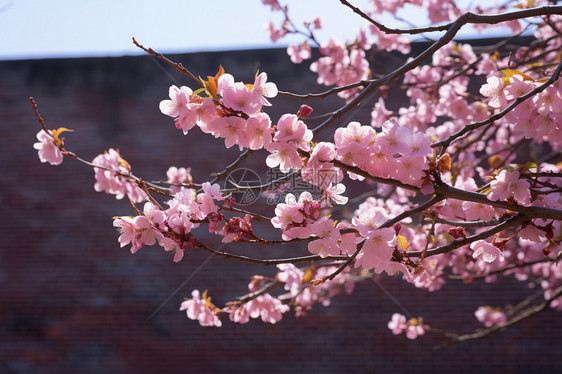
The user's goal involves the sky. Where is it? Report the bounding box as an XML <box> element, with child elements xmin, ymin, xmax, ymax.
<box><xmin>0</xmin><ymin>0</ymin><xmax>501</xmax><ymax>61</ymax></box>
<box><xmin>0</xmin><ymin>0</ymin><xmax>373</xmax><ymax>60</ymax></box>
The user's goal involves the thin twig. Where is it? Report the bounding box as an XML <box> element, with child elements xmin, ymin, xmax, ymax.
<box><xmin>434</xmin><ymin>285</ymin><xmax>562</xmax><ymax>350</ymax></box>
<box><xmin>195</xmin><ymin>240</ymin><xmax>348</xmax><ymax>266</ymax></box>
<box><xmin>132</xmin><ymin>37</ymin><xmax>202</xmax><ymax>86</ymax></box>
<box><xmin>407</xmin><ymin>213</ymin><xmax>528</xmax><ymax>258</ymax></box>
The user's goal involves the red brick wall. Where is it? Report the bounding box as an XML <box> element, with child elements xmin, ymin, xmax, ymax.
<box><xmin>1</xmin><ymin>48</ymin><xmax>560</xmax><ymax>373</ymax></box>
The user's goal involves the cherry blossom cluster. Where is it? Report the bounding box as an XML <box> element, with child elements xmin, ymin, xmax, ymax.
<box><xmin>113</xmin><ymin>182</ymin><xmax>227</xmax><ymax>263</ymax></box>
<box><xmin>310</xmin><ymin>39</ymin><xmax>370</xmax><ymax>100</ymax></box>
<box><xmin>480</xmin><ymin>73</ymin><xmax>562</xmax><ymax>149</ymax></box>
<box><xmin>474</xmin><ymin>306</ymin><xmax>507</xmax><ymax>328</ymax></box>
<box><xmin>387</xmin><ymin>313</ymin><xmax>427</xmax><ymax>340</ymax></box>
<box><xmin>91</xmin><ymin>149</ymin><xmax>147</xmax><ymax>203</ymax></box>
<box><xmin>32</xmin><ymin>0</ymin><xmax>562</xmax><ymax>346</ymax></box>
<box><xmin>225</xmin><ymin>276</ymin><xmax>290</xmax><ymax>324</ymax></box>
<box><xmin>256</xmin><ymin>0</ymin><xmax>562</xmax><ymax>340</ymax></box>
<box><xmin>183</xmin><ymin>263</ymin><xmax>357</xmax><ymax>327</ymax></box>
<box><xmin>159</xmin><ymin>71</ymin><xmax>277</xmax><ymax>151</ymax></box>
<box><xmin>335</xmin><ymin>120</ymin><xmax>433</xmax><ymax>187</ymax></box>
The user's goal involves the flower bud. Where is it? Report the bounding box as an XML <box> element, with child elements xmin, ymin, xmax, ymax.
<box><xmin>297</xmin><ymin>105</ymin><xmax>313</xmax><ymax>119</ymax></box>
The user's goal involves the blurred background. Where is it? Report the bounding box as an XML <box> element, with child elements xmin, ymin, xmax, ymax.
<box><xmin>1</xmin><ymin>0</ymin><xmax>560</xmax><ymax>373</ymax></box>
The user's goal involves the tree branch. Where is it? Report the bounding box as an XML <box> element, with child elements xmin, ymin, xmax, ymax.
<box><xmin>132</xmin><ymin>37</ymin><xmax>202</xmax><ymax>86</ymax></box>
<box><xmin>434</xmin><ymin>284</ymin><xmax>562</xmax><ymax>350</ymax></box>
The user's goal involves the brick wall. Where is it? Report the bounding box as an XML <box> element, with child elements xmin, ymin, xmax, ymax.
<box><xmin>1</xmin><ymin>47</ymin><xmax>560</xmax><ymax>373</ymax></box>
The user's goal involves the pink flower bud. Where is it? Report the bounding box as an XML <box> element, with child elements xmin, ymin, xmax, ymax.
<box><xmin>297</xmin><ymin>105</ymin><xmax>313</xmax><ymax>119</ymax></box>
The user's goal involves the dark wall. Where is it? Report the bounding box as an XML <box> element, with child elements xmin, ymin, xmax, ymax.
<box><xmin>1</xmin><ymin>48</ymin><xmax>559</xmax><ymax>373</ymax></box>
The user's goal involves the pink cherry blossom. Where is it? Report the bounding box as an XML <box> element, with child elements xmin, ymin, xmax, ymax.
<box><xmin>218</xmin><ymin>73</ymin><xmax>262</xmax><ymax>115</ymax></box>
<box><xmin>208</xmin><ymin>115</ymin><xmax>246</xmax><ymax>149</ymax></box>
<box><xmin>166</xmin><ymin>166</ymin><xmax>193</xmax><ymax>194</ymax></box>
<box><xmin>480</xmin><ymin>76</ymin><xmax>508</xmax><ymax>109</ymax></box>
<box><xmin>238</xmin><ymin>112</ymin><xmax>272</xmax><ymax>150</ymax></box>
<box><xmin>510</xmin><ymin>172</ymin><xmax>531</xmax><ymax>205</ymax></box>
<box><xmin>448</xmin><ymin>97</ymin><xmax>470</xmax><ymax>120</ymax></box>
<box><xmin>504</xmin><ymin>74</ymin><xmax>535</xmax><ymax>100</ymax></box>
<box><xmin>92</xmin><ymin>149</ymin><xmax>146</xmax><ymax>203</ymax></box>
<box><xmin>405</xmin><ymin>321</ymin><xmax>426</xmax><ymax>340</ymax></box>
<box><xmin>143</xmin><ymin>202</ymin><xmax>166</xmax><ymax>227</ymax></box>
<box><xmin>242</xmin><ymin>293</ymin><xmax>290</xmax><ymax>324</ymax></box>
<box><xmin>304</xmin><ymin>16</ymin><xmax>322</xmax><ymax>30</ymax></box>
<box><xmin>180</xmin><ymin>290</ymin><xmax>222</xmax><ymax>327</ymax></box>
<box><xmin>324</xmin><ymin>183</ymin><xmax>348</xmax><ymax>206</ymax></box>
<box><xmin>273</xmin><ymin>114</ymin><xmax>309</xmax><ymax>144</ymax></box>
<box><xmin>264</xmin><ymin>20</ymin><xmax>287</xmax><ymax>42</ymax></box>
<box><xmin>535</xmin><ymin>85</ymin><xmax>562</xmax><ymax>114</ymax></box>
<box><xmin>177</xmin><ymin>98</ymin><xmax>217</xmax><ymax>134</ymax></box>
<box><xmin>158</xmin><ymin>237</ymin><xmax>184</xmax><ymax>263</ymax></box>
<box><xmin>376</xmin><ymin>121</ymin><xmax>413</xmax><ymax>156</ymax></box>
<box><xmin>261</xmin><ymin>0</ymin><xmax>282</xmax><ymax>12</ymax></box>
<box><xmin>34</xmin><ymin>130</ymin><xmax>63</xmax><ymax>166</ymax></box>
<box><xmin>462</xmin><ymin>201</ymin><xmax>495</xmax><ymax>221</ymax></box>
<box><xmin>113</xmin><ymin>216</ymin><xmax>136</xmax><ymax>248</ymax></box>
<box><xmin>388</xmin><ymin>313</ymin><xmax>407</xmax><ymax>335</ymax></box>
<box><xmin>371</xmin><ymin>97</ymin><xmax>393</xmax><ymax>128</ymax></box>
<box><xmin>355</xmin><ymin>227</ymin><xmax>397</xmax><ymax>273</ymax></box>
<box><xmin>266</xmin><ymin>142</ymin><xmax>302</xmax><ymax>172</ymax></box>
<box><xmin>471</xmin><ymin>239</ymin><xmax>504</xmax><ymax>263</ymax></box>
<box><xmin>475</xmin><ymin>306</ymin><xmax>507</xmax><ymax>327</ymax></box>
<box><xmin>352</xmin><ymin>208</ymin><xmax>389</xmax><ymax>238</ymax></box>
<box><xmin>131</xmin><ymin>215</ymin><xmax>163</xmax><ymax>252</ymax></box>
<box><xmin>271</xmin><ymin>195</ymin><xmax>305</xmax><ymax>232</ymax></box>
<box><xmin>387</xmin><ymin>314</ymin><xmax>426</xmax><ymax>339</ymax></box>
<box><xmin>487</xmin><ymin>169</ymin><xmax>512</xmax><ymax>202</ymax></box>
<box><xmin>393</xmin><ymin>155</ymin><xmax>427</xmax><ymax>186</ymax></box>
<box><xmin>287</xmin><ymin>42</ymin><xmax>312</xmax><ymax>64</ymax></box>
<box><xmin>252</xmin><ymin>72</ymin><xmax>278</xmax><ymax>106</ymax></box>
<box><xmin>159</xmin><ymin>85</ymin><xmax>192</xmax><ymax>118</ymax></box>
<box><xmin>197</xmin><ymin>183</ymin><xmax>224</xmax><ymax>217</ymax></box>
<box><xmin>307</xmin><ymin>217</ymin><xmax>342</xmax><ymax>257</ymax></box>
<box><xmin>488</xmin><ymin>169</ymin><xmax>531</xmax><ymax>205</ymax></box>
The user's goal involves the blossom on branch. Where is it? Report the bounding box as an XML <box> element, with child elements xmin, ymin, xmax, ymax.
<box><xmin>33</xmin><ymin>130</ymin><xmax>64</xmax><ymax>166</ymax></box>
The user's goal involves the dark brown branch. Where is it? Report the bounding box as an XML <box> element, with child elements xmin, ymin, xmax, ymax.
<box><xmin>434</xmin><ymin>183</ymin><xmax>562</xmax><ymax>221</ymax></box>
<box><xmin>132</xmin><ymin>37</ymin><xmax>202</xmax><ymax>86</ymax></box>
<box><xmin>313</xmin><ymin>241</ymin><xmax>364</xmax><ymax>285</ymax></box>
<box><xmin>445</xmin><ymin>251</ymin><xmax>562</xmax><ymax>280</ymax></box>
<box><xmin>209</xmin><ymin>149</ymin><xmax>255</xmax><ymax>184</ymax></box>
<box><xmin>230</xmin><ymin>280</ymin><xmax>284</xmax><ymax>305</ymax></box>
<box><xmin>195</xmin><ymin>240</ymin><xmax>348</xmax><ymax>266</ymax></box>
<box><xmin>221</xmin><ymin>206</ymin><xmax>272</xmax><ymax>222</ymax></box>
<box><xmin>432</xmin><ymin>217</ymin><xmax>501</xmax><ymax>228</ymax></box>
<box><xmin>434</xmin><ymin>284</ymin><xmax>562</xmax><ymax>350</ymax></box>
<box><xmin>29</xmin><ymin>97</ymin><xmax>49</xmax><ymax>133</ymax></box>
<box><xmin>407</xmin><ymin>214</ymin><xmax>528</xmax><ymax>258</ymax></box>
<box><xmin>380</xmin><ymin>195</ymin><xmax>444</xmax><ymax>229</ymax></box>
<box><xmin>343</xmin><ymin>3</ymin><xmax>562</xmax><ymax>35</ymax></box>
<box><xmin>331</xmin><ymin>159</ymin><xmax>421</xmax><ymax>192</ymax></box>
<box><xmin>220</xmin><ymin>171</ymin><xmax>297</xmax><ymax>194</ymax></box>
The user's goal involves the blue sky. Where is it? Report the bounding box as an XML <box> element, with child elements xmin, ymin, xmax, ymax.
<box><xmin>0</xmin><ymin>0</ymin><xmax>498</xmax><ymax>60</ymax></box>
<box><xmin>0</xmin><ymin>0</ymin><xmax>372</xmax><ymax>60</ymax></box>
